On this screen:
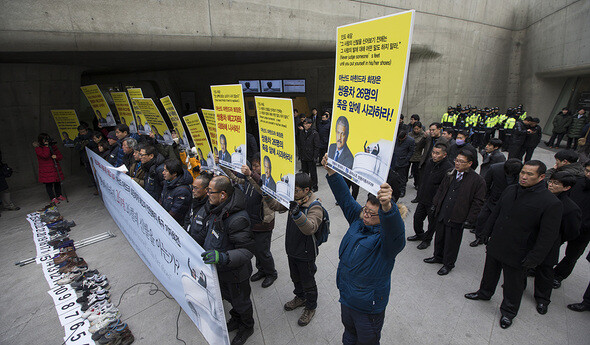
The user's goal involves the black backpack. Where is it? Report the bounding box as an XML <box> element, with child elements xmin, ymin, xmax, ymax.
<box><xmin>303</xmin><ymin>200</ymin><xmax>330</xmax><ymax>246</ymax></box>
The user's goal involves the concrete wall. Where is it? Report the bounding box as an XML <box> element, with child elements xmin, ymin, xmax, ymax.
<box><xmin>0</xmin><ymin>64</ymin><xmax>84</xmax><ymax>191</ymax></box>
<box><xmin>518</xmin><ymin>0</ymin><xmax>590</xmax><ymax>130</ymax></box>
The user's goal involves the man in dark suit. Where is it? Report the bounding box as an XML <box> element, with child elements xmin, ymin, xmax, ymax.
<box><xmin>261</xmin><ymin>155</ymin><xmax>276</xmax><ymax>192</ymax></box>
<box><xmin>465</xmin><ymin>160</ymin><xmax>562</xmax><ymax>329</ymax></box>
<box><xmin>327</xmin><ymin>116</ymin><xmax>354</xmax><ymax>169</ymax></box>
<box><xmin>470</xmin><ymin>159</ymin><xmax>522</xmax><ymax>247</ymax></box>
<box><xmin>534</xmin><ymin>171</ymin><xmax>581</xmax><ymax>315</ymax></box>
<box><xmin>219</xmin><ymin>134</ymin><xmax>232</xmax><ymax>163</ymax></box>
<box><xmin>479</xmin><ymin>138</ymin><xmax>506</xmax><ymax>177</ymax></box>
<box><xmin>424</xmin><ymin>149</ymin><xmax>485</xmax><ymax>275</ymax></box>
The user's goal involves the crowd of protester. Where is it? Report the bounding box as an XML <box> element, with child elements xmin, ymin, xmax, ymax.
<box><xmin>25</xmin><ymin>103</ymin><xmax>590</xmax><ymax>345</ymax></box>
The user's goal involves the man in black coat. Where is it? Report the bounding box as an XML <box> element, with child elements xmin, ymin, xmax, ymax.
<box><xmin>184</xmin><ymin>173</ymin><xmax>212</xmax><ymax>228</ymax></box>
<box><xmin>566</xmin><ymin>251</ymin><xmax>590</xmax><ymax>312</ymax></box>
<box><xmin>424</xmin><ymin>149</ymin><xmax>485</xmax><ymax>275</ymax></box>
<box><xmin>190</xmin><ymin>176</ymin><xmax>256</xmax><ymax>345</ymax></box>
<box><xmin>465</xmin><ymin>160</ymin><xmax>562</xmax><ymax>329</ymax></box>
<box><xmin>297</xmin><ymin>118</ymin><xmax>321</xmax><ymax>191</ymax></box>
<box><xmin>553</xmin><ymin>161</ymin><xmax>590</xmax><ymax>288</ymax></box>
<box><xmin>407</xmin><ymin>143</ymin><xmax>453</xmax><ymax>250</ymax></box>
<box><xmin>523</xmin><ymin>117</ymin><xmax>542</xmax><ymax>162</ymax></box>
<box><xmin>507</xmin><ymin>117</ymin><xmax>527</xmax><ymax>160</ymax></box>
<box><xmin>392</xmin><ymin>129</ymin><xmax>415</xmax><ymax>198</ymax></box>
<box><xmin>470</xmin><ymin>159</ymin><xmax>522</xmax><ymax>247</ymax></box>
<box><xmin>419</xmin><ymin>123</ymin><xmax>446</xmax><ymax>170</ymax></box>
<box><xmin>160</xmin><ymin>159</ymin><xmax>193</xmax><ymax>224</ymax></box>
<box><xmin>533</xmin><ymin>171</ymin><xmax>581</xmax><ymax>314</ymax></box>
<box><xmin>479</xmin><ymin>138</ymin><xmax>505</xmax><ymax>177</ymax></box>
<box><xmin>447</xmin><ymin>130</ymin><xmax>479</xmax><ymax>170</ymax></box>
<box><xmin>317</xmin><ymin>111</ymin><xmax>331</xmax><ymax>165</ymax></box>
<box><xmin>139</xmin><ymin>145</ymin><xmax>165</xmax><ymax>201</ymax></box>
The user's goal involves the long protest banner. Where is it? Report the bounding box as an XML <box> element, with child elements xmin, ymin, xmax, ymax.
<box><xmin>160</xmin><ymin>96</ymin><xmax>191</xmax><ymax>151</ymax></box>
<box><xmin>50</xmin><ymin>110</ymin><xmax>80</xmax><ymax>148</ymax></box>
<box><xmin>127</xmin><ymin>88</ymin><xmax>146</xmax><ymax>134</ymax></box>
<box><xmin>255</xmin><ymin>97</ymin><xmax>296</xmax><ymax>207</ymax></box>
<box><xmin>326</xmin><ymin>11</ymin><xmax>414</xmax><ymax>195</ymax></box>
<box><xmin>134</xmin><ymin>98</ymin><xmax>173</xmax><ymax>145</ymax></box>
<box><xmin>202</xmin><ymin>109</ymin><xmax>218</xmax><ymax>156</ymax></box>
<box><xmin>210</xmin><ymin>85</ymin><xmax>247</xmax><ymax>173</ymax></box>
<box><xmin>110</xmin><ymin>92</ymin><xmax>138</xmax><ymax>133</ymax></box>
<box><xmin>81</xmin><ymin>85</ymin><xmax>117</xmax><ymax>127</ymax></box>
<box><xmin>86</xmin><ymin>148</ymin><xmax>230</xmax><ymax>345</ymax></box>
<box><xmin>183</xmin><ymin>113</ymin><xmax>216</xmax><ymax>171</ymax></box>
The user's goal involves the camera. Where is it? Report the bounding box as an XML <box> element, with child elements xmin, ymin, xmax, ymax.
<box><xmin>47</xmin><ymin>137</ymin><xmax>58</xmax><ymax>146</ymax></box>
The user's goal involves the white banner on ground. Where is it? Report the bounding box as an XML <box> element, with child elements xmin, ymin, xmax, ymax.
<box><xmin>86</xmin><ymin>148</ymin><xmax>229</xmax><ymax>345</ymax></box>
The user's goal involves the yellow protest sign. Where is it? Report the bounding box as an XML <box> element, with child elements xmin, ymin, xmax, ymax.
<box><xmin>127</xmin><ymin>88</ymin><xmax>143</xmax><ymax>100</ymax></box>
<box><xmin>202</xmin><ymin>109</ymin><xmax>218</xmax><ymax>157</ymax></box>
<box><xmin>110</xmin><ymin>92</ymin><xmax>138</xmax><ymax>133</ymax></box>
<box><xmin>81</xmin><ymin>84</ymin><xmax>116</xmax><ymax>127</ymax></box>
<box><xmin>327</xmin><ymin>11</ymin><xmax>414</xmax><ymax>194</ymax></box>
<box><xmin>255</xmin><ymin>97</ymin><xmax>296</xmax><ymax>207</ymax></box>
<box><xmin>134</xmin><ymin>98</ymin><xmax>173</xmax><ymax>145</ymax></box>
<box><xmin>50</xmin><ymin>110</ymin><xmax>80</xmax><ymax>148</ymax></box>
<box><xmin>160</xmin><ymin>96</ymin><xmax>190</xmax><ymax>150</ymax></box>
<box><xmin>183</xmin><ymin>113</ymin><xmax>215</xmax><ymax>171</ymax></box>
<box><xmin>210</xmin><ymin>85</ymin><xmax>247</xmax><ymax>172</ymax></box>
<box><xmin>127</xmin><ymin>88</ymin><xmax>146</xmax><ymax>134</ymax></box>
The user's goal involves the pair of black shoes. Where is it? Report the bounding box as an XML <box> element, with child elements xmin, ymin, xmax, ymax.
<box><xmin>250</xmin><ymin>271</ymin><xmax>277</xmax><ymax>288</ymax></box>
<box><xmin>464</xmin><ymin>292</ymin><xmax>512</xmax><ymax>328</ymax></box>
<box><xmin>227</xmin><ymin>319</ymin><xmax>254</xmax><ymax>345</ymax></box>
<box><xmin>408</xmin><ymin>235</ymin><xmax>431</xmax><ymax>249</ymax></box>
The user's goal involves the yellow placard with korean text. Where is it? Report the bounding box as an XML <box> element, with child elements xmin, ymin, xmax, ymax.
<box><xmin>160</xmin><ymin>96</ymin><xmax>190</xmax><ymax>150</ymax></box>
<box><xmin>255</xmin><ymin>97</ymin><xmax>296</xmax><ymax>207</ymax></box>
<box><xmin>81</xmin><ymin>84</ymin><xmax>116</xmax><ymax>127</ymax></box>
<box><xmin>127</xmin><ymin>88</ymin><xmax>146</xmax><ymax>134</ymax></box>
<box><xmin>50</xmin><ymin>110</ymin><xmax>80</xmax><ymax>148</ymax></box>
<box><xmin>327</xmin><ymin>11</ymin><xmax>414</xmax><ymax>194</ymax></box>
<box><xmin>110</xmin><ymin>92</ymin><xmax>138</xmax><ymax>133</ymax></box>
<box><xmin>202</xmin><ymin>109</ymin><xmax>218</xmax><ymax>156</ymax></box>
<box><xmin>210</xmin><ymin>85</ymin><xmax>247</xmax><ymax>173</ymax></box>
<box><xmin>133</xmin><ymin>98</ymin><xmax>173</xmax><ymax>145</ymax></box>
<box><xmin>183</xmin><ymin>113</ymin><xmax>215</xmax><ymax>171</ymax></box>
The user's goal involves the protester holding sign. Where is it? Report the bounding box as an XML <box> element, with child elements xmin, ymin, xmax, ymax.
<box><xmin>160</xmin><ymin>159</ymin><xmax>193</xmax><ymax>224</ymax></box>
<box><xmin>265</xmin><ymin>173</ymin><xmax>325</xmax><ymax>327</ymax></box>
<box><xmin>322</xmin><ymin>153</ymin><xmax>405</xmax><ymax>345</ymax></box>
<box><xmin>190</xmin><ymin>176</ymin><xmax>256</xmax><ymax>345</ymax></box>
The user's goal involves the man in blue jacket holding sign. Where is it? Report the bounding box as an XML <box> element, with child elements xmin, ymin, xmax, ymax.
<box><xmin>322</xmin><ymin>154</ymin><xmax>406</xmax><ymax>345</ymax></box>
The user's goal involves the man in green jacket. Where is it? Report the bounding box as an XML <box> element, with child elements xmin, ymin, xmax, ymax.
<box><xmin>566</xmin><ymin>109</ymin><xmax>589</xmax><ymax>150</ymax></box>
<box><xmin>546</xmin><ymin>108</ymin><xmax>572</xmax><ymax>148</ymax></box>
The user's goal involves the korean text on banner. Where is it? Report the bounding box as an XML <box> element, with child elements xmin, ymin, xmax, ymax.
<box><xmin>202</xmin><ymin>109</ymin><xmax>218</xmax><ymax>155</ymax></box>
<box><xmin>50</xmin><ymin>110</ymin><xmax>80</xmax><ymax>148</ymax></box>
<box><xmin>184</xmin><ymin>113</ymin><xmax>216</xmax><ymax>171</ymax></box>
<box><xmin>326</xmin><ymin>11</ymin><xmax>414</xmax><ymax>195</ymax></box>
<box><xmin>255</xmin><ymin>97</ymin><xmax>296</xmax><ymax>207</ymax></box>
<box><xmin>110</xmin><ymin>92</ymin><xmax>138</xmax><ymax>133</ymax></box>
<box><xmin>160</xmin><ymin>96</ymin><xmax>190</xmax><ymax>150</ymax></box>
<box><xmin>86</xmin><ymin>148</ymin><xmax>230</xmax><ymax>345</ymax></box>
<box><xmin>81</xmin><ymin>84</ymin><xmax>116</xmax><ymax>127</ymax></box>
<box><xmin>127</xmin><ymin>88</ymin><xmax>146</xmax><ymax>134</ymax></box>
<box><xmin>210</xmin><ymin>85</ymin><xmax>247</xmax><ymax>172</ymax></box>
<box><xmin>134</xmin><ymin>98</ymin><xmax>173</xmax><ymax>145</ymax></box>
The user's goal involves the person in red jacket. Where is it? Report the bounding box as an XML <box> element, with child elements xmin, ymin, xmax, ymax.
<box><xmin>34</xmin><ymin>133</ymin><xmax>65</xmax><ymax>203</ymax></box>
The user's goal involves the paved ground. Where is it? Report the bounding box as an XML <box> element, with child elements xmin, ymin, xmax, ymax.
<box><xmin>1</xmin><ymin>144</ymin><xmax>589</xmax><ymax>345</ymax></box>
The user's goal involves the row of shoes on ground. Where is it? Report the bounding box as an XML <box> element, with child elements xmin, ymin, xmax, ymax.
<box><xmin>36</xmin><ymin>208</ymin><xmax>133</xmax><ymax>344</ymax></box>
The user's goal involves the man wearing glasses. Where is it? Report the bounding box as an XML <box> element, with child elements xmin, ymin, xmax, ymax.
<box><xmin>189</xmin><ymin>175</ymin><xmax>256</xmax><ymax>345</ymax></box>
<box><xmin>322</xmin><ymin>153</ymin><xmax>405</xmax><ymax>345</ymax></box>
<box><xmin>424</xmin><ymin>150</ymin><xmax>485</xmax><ymax>275</ymax></box>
